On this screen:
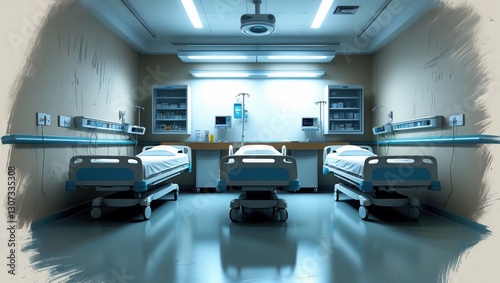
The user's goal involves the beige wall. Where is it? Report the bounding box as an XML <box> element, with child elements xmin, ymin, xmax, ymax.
<box><xmin>5</xmin><ymin>1</ymin><xmax>139</xmax><ymax>226</ymax></box>
<box><xmin>373</xmin><ymin>3</ymin><xmax>491</xmax><ymax>221</ymax></box>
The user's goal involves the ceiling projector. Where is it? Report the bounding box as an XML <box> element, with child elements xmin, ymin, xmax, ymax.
<box><xmin>240</xmin><ymin>14</ymin><xmax>276</xmax><ymax>36</ymax></box>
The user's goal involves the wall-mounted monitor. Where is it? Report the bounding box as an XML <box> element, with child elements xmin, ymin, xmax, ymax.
<box><xmin>215</xmin><ymin>116</ymin><xmax>231</xmax><ymax>128</ymax></box>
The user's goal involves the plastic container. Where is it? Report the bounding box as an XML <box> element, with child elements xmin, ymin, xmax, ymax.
<box><xmin>204</xmin><ymin>130</ymin><xmax>209</xmax><ymax>142</ymax></box>
<box><xmin>209</xmin><ymin>134</ymin><xmax>214</xmax><ymax>142</ymax></box>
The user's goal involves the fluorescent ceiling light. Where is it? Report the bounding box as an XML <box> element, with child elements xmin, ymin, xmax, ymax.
<box><xmin>267</xmin><ymin>56</ymin><xmax>329</xmax><ymax>60</ymax></box>
<box><xmin>178</xmin><ymin>49</ymin><xmax>335</xmax><ymax>63</ymax></box>
<box><xmin>181</xmin><ymin>0</ymin><xmax>203</xmax><ymax>28</ymax></box>
<box><xmin>187</xmin><ymin>56</ymin><xmax>248</xmax><ymax>60</ymax></box>
<box><xmin>266</xmin><ymin>71</ymin><xmax>322</xmax><ymax>78</ymax></box>
<box><xmin>311</xmin><ymin>0</ymin><xmax>334</xmax><ymax>28</ymax></box>
<box><xmin>190</xmin><ymin>70</ymin><xmax>325</xmax><ymax>79</ymax></box>
<box><xmin>191</xmin><ymin>71</ymin><xmax>250</xmax><ymax>78</ymax></box>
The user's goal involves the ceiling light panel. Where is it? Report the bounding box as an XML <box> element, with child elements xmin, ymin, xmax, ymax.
<box><xmin>182</xmin><ymin>0</ymin><xmax>203</xmax><ymax>28</ymax></box>
<box><xmin>311</xmin><ymin>0</ymin><xmax>334</xmax><ymax>28</ymax></box>
<box><xmin>190</xmin><ymin>70</ymin><xmax>325</xmax><ymax>79</ymax></box>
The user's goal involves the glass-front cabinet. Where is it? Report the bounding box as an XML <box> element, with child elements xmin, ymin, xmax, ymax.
<box><xmin>324</xmin><ymin>85</ymin><xmax>364</xmax><ymax>134</ymax></box>
<box><xmin>152</xmin><ymin>85</ymin><xmax>191</xmax><ymax>135</ymax></box>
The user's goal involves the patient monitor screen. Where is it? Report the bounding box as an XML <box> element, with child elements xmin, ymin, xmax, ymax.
<box><xmin>215</xmin><ymin>116</ymin><xmax>231</xmax><ymax>128</ymax></box>
<box><xmin>302</xmin><ymin>118</ymin><xmax>316</xmax><ymax>127</ymax></box>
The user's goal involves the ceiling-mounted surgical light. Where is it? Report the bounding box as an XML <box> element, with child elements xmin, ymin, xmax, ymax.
<box><xmin>189</xmin><ymin>70</ymin><xmax>325</xmax><ymax>79</ymax></box>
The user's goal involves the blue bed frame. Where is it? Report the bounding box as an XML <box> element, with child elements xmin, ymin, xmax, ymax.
<box><xmin>216</xmin><ymin>145</ymin><xmax>300</xmax><ymax>222</ymax></box>
<box><xmin>65</xmin><ymin>145</ymin><xmax>192</xmax><ymax>220</ymax></box>
<box><xmin>322</xmin><ymin>145</ymin><xmax>441</xmax><ymax>220</ymax></box>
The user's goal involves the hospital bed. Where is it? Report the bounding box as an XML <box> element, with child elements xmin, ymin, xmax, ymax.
<box><xmin>216</xmin><ymin>144</ymin><xmax>300</xmax><ymax>222</ymax></box>
<box><xmin>65</xmin><ymin>145</ymin><xmax>192</xmax><ymax>220</ymax></box>
<box><xmin>322</xmin><ymin>145</ymin><xmax>440</xmax><ymax>220</ymax></box>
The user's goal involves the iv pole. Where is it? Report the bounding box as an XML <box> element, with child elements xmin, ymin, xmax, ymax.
<box><xmin>134</xmin><ymin>105</ymin><xmax>145</xmax><ymax>126</ymax></box>
<box><xmin>371</xmin><ymin>105</ymin><xmax>383</xmax><ymax>154</ymax></box>
<box><xmin>315</xmin><ymin>100</ymin><xmax>327</xmax><ymax>141</ymax></box>
<box><xmin>237</xmin><ymin>93</ymin><xmax>250</xmax><ymax>146</ymax></box>
<box><xmin>133</xmin><ymin>106</ymin><xmax>145</xmax><ymax>153</ymax></box>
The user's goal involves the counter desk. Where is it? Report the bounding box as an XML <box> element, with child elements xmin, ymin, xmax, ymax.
<box><xmin>161</xmin><ymin>142</ymin><xmax>348</xmax><ymax>192</ymax></box>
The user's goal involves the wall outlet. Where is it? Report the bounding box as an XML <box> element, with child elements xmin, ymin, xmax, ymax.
<box><xmin>36</xmin><ymin>112</ymin><xmax>51</xmax><ymax>126</ymax></box>
<box><xmin>449</xmin><ymin>114</ymin><xmax>464</xmax><ymax>127</ymax></box>
<box><xmin>58</xmin><ymin>115</ymin><xmax>72</xmax><ymax>128</ymax></box>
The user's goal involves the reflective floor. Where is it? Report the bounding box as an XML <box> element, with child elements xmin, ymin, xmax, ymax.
<box><xmin>25</xmin><ymin>190</ymin><xmax>486</xmax><ymax>282</ymax></box>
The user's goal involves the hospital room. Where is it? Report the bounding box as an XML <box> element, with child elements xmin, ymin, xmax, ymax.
<box><xmin>1</xmin><ymin>0</ymin><xmax>499</xmax><ymax>282</ymax></box>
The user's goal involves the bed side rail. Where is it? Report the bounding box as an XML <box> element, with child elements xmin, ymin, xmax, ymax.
<box><xmin>363</xmin><ymin>155</ymin><xmax>440</xmax><ymax>190</ymax></box>
<box><xmin>171</xmin><ymin>145</ymin><xmax>192</xmax><ymax>171</ymax></box>
<box><xmin>66</xmin><ymin>155</ymin><xmax>143</xmax><ymax>189</ymax></box>
<box><xmin>218</xmin><ymin>155</ymin><xmax>299</xmax><ymax>190</ymax></box>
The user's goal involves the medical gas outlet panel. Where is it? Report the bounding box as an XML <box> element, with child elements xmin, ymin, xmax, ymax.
<box><xmin>152</xmin><ymin>85</ymin><xmax>191</xmax><ymax>135</ymax></box>
<box><xmin>324</xmin><ymin>85</ymin><xmax>364</xmax><ymax>134</ymax></box>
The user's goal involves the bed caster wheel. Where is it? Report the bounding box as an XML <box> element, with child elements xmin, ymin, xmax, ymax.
<box><xmin>408</xmin><ymin>206</ymin><xmax>421</xmax><ymax>219</ymax></box>
<box><xmin>278</xmin><ymin>208</ymin><xmax>288</xmax><ymax>222</ymax></box>
<box><xmin>90</xmin><ymin>207</ymin><xmax>102</xmax><ymax>219</ymax></box>
<box><xmin>195</xmin><ymin>188</ymin><xmax>200</xmax><ymax>194</ymax></box>
<box><xmin>174</xmin><ymin>190</ymin><xmax>179</xmax><ymax>201</ymax></box>
<box><xmin>313</xmin><ymin>188</ymin><xmax>318</xmax><ymax>194</ymax></box>
<box><xmin>359</xmin><ymin>206</ymin><xmax>369</xmax><ymax>220</ymax></box>
<box><xmin>334</xmin><ymin>191</ymin><xmax>339</xmax><ymax>201</ymax></box>
<box><xmin>229</xmin><ymin>208</ymin><xmax>239</xmax><ymax>222</ymax></box>
<box><xmin>143</xmin><ymin>206</ymin><xmax>152</xmax><ymax>220</ymax></box>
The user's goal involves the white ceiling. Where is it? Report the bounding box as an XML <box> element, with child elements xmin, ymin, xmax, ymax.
<box><xmin>80</xmin><ymin>0</ymin><xmax>438</xmax><ymax>55</ymax></box>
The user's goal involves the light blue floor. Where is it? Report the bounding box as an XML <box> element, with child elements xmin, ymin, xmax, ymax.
<box><xmin>25</xmin><ymin>190</ymin><xmax>486</xmax><ymax>282</ymax></box>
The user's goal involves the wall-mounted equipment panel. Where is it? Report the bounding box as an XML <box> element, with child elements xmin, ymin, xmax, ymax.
<box><xmin>392</xmin><ymin>115</ymin><xmax>443</xmax><ymax>132</ymax></box>
<box><xmin>123</xmin><ymin>123</ymin><xmax>146</xmax><ymax>135</ymax></box>
<box><xmin>152</xmin><ymin>85</ymin><xmax>191</xmax><ymax>135</ymax></box>
<box><xmin>324</xmin><ymin>85</ymin><xmax>364</xmax><ymax>134</ymax></box>
<box><xmin>372</xmin><ymin>124</ymin><xmax>393</xmax><ymax>135</ymax></box>
<box><xmin>74</xmin><ymin>116</ymin><xmax>124</xmax><ymax>132</ymax></box>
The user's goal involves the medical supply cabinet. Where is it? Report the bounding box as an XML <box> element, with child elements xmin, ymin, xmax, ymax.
<box><xmin>152</xmin><ymin>85</ymin><xmax>191</xmax><ymax>135</ymax></box>
<box><xmin>324</xmin><ymin>85</ymin><xmax>364</xmax><ymax>134</ymax></box>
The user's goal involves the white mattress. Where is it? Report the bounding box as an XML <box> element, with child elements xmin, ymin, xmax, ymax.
<box><xmin>325</xmin><ymin>154</ymin><xmax>369</xmax><ymax>177</ymax></box>
<box><xmin>235</xmin><ymin>145</ymin><xmax>281</xmax><ymax>155</ymax></box>
<box><xmin>140</xmin><ymin>154</ymin><xmax>189</xmax><ymax>179</ymax></box>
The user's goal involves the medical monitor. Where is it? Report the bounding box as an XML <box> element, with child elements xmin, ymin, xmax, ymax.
<box><xmin>215</xmin><ymin>116</ymin><xmax>231</xmax><ymax>128</ymax></box>
<box><xmin>302</xmin><ymin>117</ymin><xmax>319</xmax><ymax>131</ymax></box>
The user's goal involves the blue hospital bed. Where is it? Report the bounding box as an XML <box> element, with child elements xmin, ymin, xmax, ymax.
<box><xmin>216</xmin><ymin>144</ymin><xmax>300</xmax><ymax>222</ymax></box>
<box><xmin>65</xmin><ymin>145</ymin><xmax>192</xmax><ymax>220</ymax></box>
<box><xmin>322</xmin><ymin>145</ymin><xmax>441</xmax><ymax>220</ymax></box>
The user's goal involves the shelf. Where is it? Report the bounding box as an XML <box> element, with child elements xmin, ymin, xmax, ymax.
<box><xmin>152</xmin><ymin>85</ymin><xmax>191</xmax><ymax>135</ymax></box>
<box><xmin>324</xmin><ymin>85</ymin><xmax>364</xmax><ymax>135</ymax></box>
